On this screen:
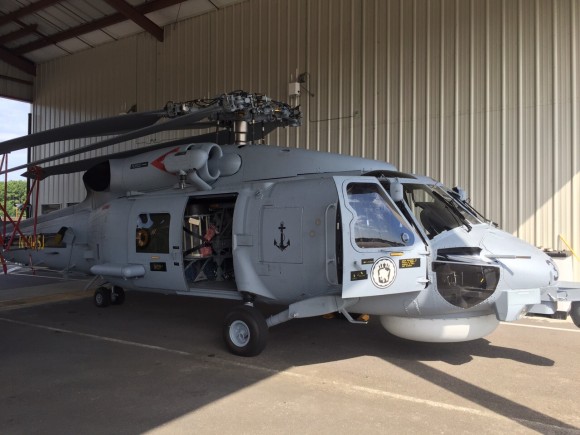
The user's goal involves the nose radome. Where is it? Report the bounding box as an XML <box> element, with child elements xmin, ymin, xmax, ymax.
<box><xmin>481</xmin><ymin>230</ymin><xmax>552</xmax><ymax>289</ymax></box>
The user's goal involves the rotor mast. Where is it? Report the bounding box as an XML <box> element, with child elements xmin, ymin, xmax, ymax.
<box><xmin>234</xmin><ymin>120</ymin><xmax>248</xmax><ymax>145</ymax></box>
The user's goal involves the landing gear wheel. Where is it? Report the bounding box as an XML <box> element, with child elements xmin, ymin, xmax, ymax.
<box><xmin>111</xmin><ymin>286</ymin><xmax>125</xmax><ymax>305</ymax></box>
<box><xmin>94</xmin><ymin>287</ymin><xmax>111</xmax><ymax>308</ymax></box>
<box><xmin>571</xmin><ymin>302</ymin><xmax>580</xmax><ymax>328</ymax></box>
<box><xmin>223</xmin><ymin>305</ymin><xmax>268</xmax><ymax>357</ymax></box>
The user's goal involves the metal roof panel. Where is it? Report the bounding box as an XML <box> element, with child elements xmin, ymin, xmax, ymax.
<box><xmin>101</xmin><ymin>20</ymin><xmax>142</xmax><ymax>40</ymax></box>
<box><xmin>147</xmin><ymin>3</ymin><xmax>215</xmax><ymax>25</ymax></box>
<box><xmin>76</xmin><ymin>29</ymin><xmax>114</xmax><ymax>46</ymax></box>
<box><xmin>26</xmin><ymin>44</ymin><xmax>69</xmax><ymax>63</ymax></box>
<box><xmin>55</xmin><ymin>36</ymin><xmax>91</xmax><ymax>53</ymax></box>
<box><xmin>1</xmin><ymin>0</ymin><xmax>249</xmax><ymax>69</ymax></box>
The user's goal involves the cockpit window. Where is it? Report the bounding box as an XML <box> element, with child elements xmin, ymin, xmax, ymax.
<box><xmin>346</xmin><ymin>183</ymin><xmax>415</xmax><ymax>248</ymax></box>
<box><xmin>432</xmin><ymin>186</ymin><xmax>481</xmax><ymax>225</ymax></box>
<box><xmin>402</xmin><ymin>184</ymin><xmax>480</xmax><ymax>239</ymax></box>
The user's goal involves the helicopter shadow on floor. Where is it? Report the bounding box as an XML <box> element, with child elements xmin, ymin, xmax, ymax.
<box><xmin>260</xmin><ymin>306</ymin><xmax>576</xmax><ymax>433</ymax></box>
<box><xmin>260</xmin><ymin>305</ymin><xmax>554</xmax><ymax>367</ymax></box>
<box><xmin>2</xmin><ymin>290</ymin><xmax>573</xmax><ymax>433</ymax></box>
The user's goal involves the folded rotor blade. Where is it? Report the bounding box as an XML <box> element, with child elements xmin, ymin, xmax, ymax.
<box><xmin>0</xmin><ymin>110</ymin><xmax>167</xmax><ymax>153</ymax></box>
<box><xmin>5</xmin><ymin>105</ymin><xmax>221</xmax><ymax>176</ymax></box>
<box><xmin>18</xmin><ymin>130</ymin><xmax>233</xmax><ymax>179</ymax></box>
<box><xmin>16</xmin><ymin>121</ymin><xmax>280</xmax><ymax>179</ymax></box>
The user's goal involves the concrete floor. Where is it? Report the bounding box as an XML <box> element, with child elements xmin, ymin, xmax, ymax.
<box><xmin>1</xmin><ymin>272</ymin><xmax>579</xmax><ymax>434</ymax></box>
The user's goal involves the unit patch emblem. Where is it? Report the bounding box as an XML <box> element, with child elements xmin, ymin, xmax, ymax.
<box><xmin>370</xmin><ymin>257</ymin><xmax>397</xmax><ymax>288</ymax></box>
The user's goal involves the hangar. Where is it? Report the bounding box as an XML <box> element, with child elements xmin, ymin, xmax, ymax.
<box><xmin>1</xmin><ymin>0</ymin><xmax>579</xmax><ymax>279</ymax></box>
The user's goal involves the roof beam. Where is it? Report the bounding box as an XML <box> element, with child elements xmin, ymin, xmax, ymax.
<box><xmin>0</xmin><ymin>0</ymin><xmax>61</xmax><ymax>27</ymax></box>
<box><xmin>0</xmin><ymin>73</ymin><xmax>34</xmax><ymax>86</ymax></box>
<box><xmin>0</xmin><ymin>24</ymin><xmax>38</xmax><ymax>45</ymax></box>
<box><xmin>102</xmin><ymin>0</ymin><xmax>164</xmax><ymax>42</ymax></box>
<box><xmin>14</xmin><ymin>0</ymin><xmax>186</xmax><ymax>54</ymax></box>
<box><xmin>0</xmin><ymin>46</ymin><xmax>36</xmax><ymax>76</ymax></box>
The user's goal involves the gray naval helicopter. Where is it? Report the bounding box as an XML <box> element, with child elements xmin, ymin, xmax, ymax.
<box><xmin>1</xmin><ymin>91</ymin><xmax>579</xmax><ymax>356</ymax></box>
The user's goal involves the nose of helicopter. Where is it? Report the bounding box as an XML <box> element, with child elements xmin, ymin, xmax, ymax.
<box><xmin>481</xmin><ymin>230</ymin><xmax>557</xmax><ymax>290</ymax></box>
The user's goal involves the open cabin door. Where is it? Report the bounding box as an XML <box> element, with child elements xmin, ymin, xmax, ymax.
<box><xmin>128</xmin><ymin>196</ymin><xmax>188</xmax><ymax>291</ymax></box>
<box><xmin>334</xmin><ymin>176</ymin><xmax>428</xmax><ymax>298</ymax></box>
<box><xmin>181</xmin><ymin>194</ymin><xmax>237</xmax><ymax>294</ymax></box>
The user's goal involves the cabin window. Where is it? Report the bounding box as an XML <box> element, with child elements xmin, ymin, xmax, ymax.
<box><xmin>346</xmin><ymin>183</ymin><xmax>415</xmax><ymax>248</ymax></box>
<box><xmin>136</xmin><ymin>213</ymin><xmax>170</xmax><ymax>253</ymax></box>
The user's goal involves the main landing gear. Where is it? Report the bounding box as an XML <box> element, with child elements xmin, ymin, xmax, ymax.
<box><xmin>93</xmin><ymin>286</ymin><xmax>125</xmax><ymax>308</ymax></box>
<box><xmin>223</xmin><ymin>305</ymin><xmax>268</xmax><ymax>357</ymax></box>
<box><xmin>222</xmin><ymin>294</ymin><xmax>362</xmax><ymax>356</ymax></box>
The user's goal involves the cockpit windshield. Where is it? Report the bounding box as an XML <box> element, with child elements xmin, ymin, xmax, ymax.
<box><xmin>401</xmin><ymin>183</ymin><xmax>482</xmax><ymax>239</ymax></box>
<box><xmin>346</xmin><ymin>183</ymin><xmax>415</xmax><ymax>248</ymax></box>
<box><xmin>431</xmin><ymin>185</ymin><xmax>482</xmax><ymax>224</ymax></box>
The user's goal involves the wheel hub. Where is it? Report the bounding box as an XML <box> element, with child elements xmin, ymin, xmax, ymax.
<box><xmin>229</xmin><ymin>320</ymin><xmax>250</xmax><ymax>347</ymax></box>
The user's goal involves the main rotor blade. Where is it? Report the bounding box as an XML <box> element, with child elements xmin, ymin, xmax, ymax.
<box><xmin>16</xmin><ymin>122</ymin><xmax>280</xmax><ymax>179</ymax></box>
<box><xmin>4</xmin><ymin>105</ymin><xmax>221</xmax><ymax>175</ymax></box>
<box><xmin>0</xmin><ymin>110</ymin><xmax>167</xmax><ymax>153</ymax></box>
<box><xmin>21</xmin><ymin>131</ymin><xmax>231</xmax><ymax>179</ymax></box>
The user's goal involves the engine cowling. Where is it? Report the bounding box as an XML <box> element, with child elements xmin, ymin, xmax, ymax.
<box><xmin>83</xmin><ymin>143</ymin><xmax>241</xmax><ymax>193</ymax></box>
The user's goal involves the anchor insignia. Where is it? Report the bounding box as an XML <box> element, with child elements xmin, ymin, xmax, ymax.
<box><xmin>274</xmin><ymin>221</ymin><xmax>290</xmax><ymax>251</ymax></box>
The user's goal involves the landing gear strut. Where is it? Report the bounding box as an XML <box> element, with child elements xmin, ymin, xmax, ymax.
<box><xmin>223</xmin><ymin>305</ymin><xmax>268</xmax><ymax>357</ymax></box>
<box><xmin>111</xmin><ymin>286</ymin><xmax>125</xmax><ymax>305</ymax></box>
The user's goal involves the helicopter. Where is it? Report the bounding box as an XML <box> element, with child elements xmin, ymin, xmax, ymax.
<box><xmin>1</xmin><ymin>90</ymin><xmax>579</xmax><ymax>357</ymax></box>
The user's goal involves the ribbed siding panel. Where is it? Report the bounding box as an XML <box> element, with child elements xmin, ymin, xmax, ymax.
<box><xmin>34</xmin><ymin>37</ymin><xmax>140</xmax><ymax>205</ymax></box>
<box><xmin>573</xmin><ymin>0</ymin><xmax>580</xmax><ymax>264</ymax></box>
<box><xmin>0</xmin><ymin>62</ymin><xmax>33</xmax><ymax>102</ymax></box>
<box><xmin>32</xmin><ymin>0</ymin><xmax>580</xmax><ymax>278</ymax></box>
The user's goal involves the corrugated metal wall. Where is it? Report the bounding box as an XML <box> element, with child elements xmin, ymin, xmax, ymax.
<box><xmin>0</xmin><ymin>62</ymin><xmax>33</xmax><ymax>101</ymax></box>
<box><xmin>33</xmin><ymin>0</ymin><xmax>580</xmax><ymax>274</ymax></box>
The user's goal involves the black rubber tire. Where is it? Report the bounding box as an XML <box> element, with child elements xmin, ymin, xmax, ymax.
<box><xmin>94</xmin><ymin>287</ymin><xmax>111</xmax><ymax>308</ymax></box>
<box><xmin>570</xmin><ymin>302</ymin><xmax>580</xmax><ymax>328</ymax></box>
<box><xmin>223</xmin><ymin>305</ymin><xmax>268</xmax><ymax>357</ymax></box>
<box><xmin>111</xmin><ymin>286</ymin><xmax>125</xmax><ymax>305</ymax></box>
